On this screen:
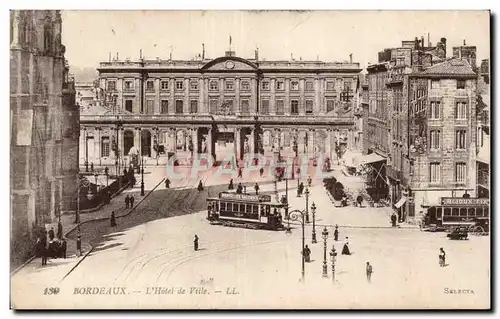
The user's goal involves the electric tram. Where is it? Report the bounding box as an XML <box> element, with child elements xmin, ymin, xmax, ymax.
<box><xmin>207</xmin><ymin>192</ymin><xmax>285</xmax><ymax>230</ymax></box>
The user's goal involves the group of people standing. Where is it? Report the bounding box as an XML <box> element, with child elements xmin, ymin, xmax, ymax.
<box><xmin>35</xmin><ymin>224</ymin><xmax>67</xmax><ymax>266</ymax></box>
<box><xmin>124</xmin><ymin>195</ymin><xmax>135</xmax><ymax>209</ymax></box>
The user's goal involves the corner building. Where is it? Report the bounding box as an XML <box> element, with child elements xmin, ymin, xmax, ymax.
<box><xmin>80</xmin><ymin>50</ymin><xmax>361</xmax><ymax>168</ymax></box>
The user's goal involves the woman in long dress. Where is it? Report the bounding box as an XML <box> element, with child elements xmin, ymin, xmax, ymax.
<box><xmin>342</xmin><ymin>237</ymin><xmax>351</xmax><ymax>255</ymax></box>
<box><xmin>439</xmin><ymin>248</ymin><xmax>446</xmax><ymax>267</ymax></box>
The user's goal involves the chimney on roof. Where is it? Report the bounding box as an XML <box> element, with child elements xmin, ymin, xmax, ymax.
<box><xmin>421</xmin><ymin>36</ymin><xmax>425</xmax><ymax>48</ymax></box>
<box><xmin>464</xmin><ymin>39</ymin><xmax>467</xmax><ymax>46</ymax></box>
<box><xmin>116</xmin><ymin>52</ymin><xmax>119</xmax><ymax>60</ymax></box>
<box><xmin>291</xmin><ymin>53</ymin><xmax>294</xmax><ymax>61</ymax></box>
<box><xmin>202</xmin><ymin>43</ymin><xmax>205</xmax><ymax>60</ymax></box>
<box><xmin>140</xmin><ymin>49</ymin><xmax>142</xmax><ymax>59</ymax></box>
<box><xmin>255</xmin><ymin>47</ymin><xmax>259</xmax><ymax>61</ymax></box>
<box><xmin>428</xmin><ymin>33</ymin><xmax>431</xmax><ymax>47</ymax></box>
<box><xmin>349</xmin><ymin>53</ymin><xmax>353</xmax><ymax>64</ymax></box>
<box><xmin>109</xmin><ymin>52</ymin><xmax>111</xmax><ymax>62</ymax></box>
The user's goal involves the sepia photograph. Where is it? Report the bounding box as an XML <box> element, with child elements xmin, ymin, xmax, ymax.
<box><xmin>8</xmin><ymin>8</ymin><xmax>491</xmax><ymax>310</ymax></box>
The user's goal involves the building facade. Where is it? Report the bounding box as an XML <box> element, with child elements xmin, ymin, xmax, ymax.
<box><xmin>363</xmin><ymin>36</ymin><xmax>479</xmax><ymax>223</ymax></box>
<box><xmin>79</xmin><ymin>50</ymin><xmax>361</xmax><ymax>170</ymax></box>
<box><xmin>10</xmin><ymin>10</ymin><xmax>79</xmax><ymax>264</ymax></box>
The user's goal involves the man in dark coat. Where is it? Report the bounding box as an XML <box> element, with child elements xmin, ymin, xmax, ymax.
<box><xmin>366</xmin><ymin>262</ymin><xmax>373</xmax><ymax>283</ymax></box>
<box><xmin>254</xmin><ymin>183</ymin><xmax>260</xmax><ymax>195</ymax></box>
<box><xmin>236</xmin><ymin>183</ymin><xmax>243</xmax><ymax>194</ymax></box>
<box><xmin>36</xmin><ymin>236</ymin><xmax>47</xmax><ymax>265</ymax></box>
<box><xmin>228</xmin><ymin>179</ymin><xmax>234</xmax><ymax>190</ymax></box>
<box><xmin>238</xmin><ymin>168</ymin><xmax>243</xmax><ymax>178</ymax></box>
<box><xmin>342</xmin><ymin>237</ymin><xmax>351</xmax><ymax>255</ymax></box>
<box><xmin>110</xmin><ymin>211</ymin><xmax>117</xmax><ymax>227</ymax></box>
<box><xmin>334</xmin><ymin>225</ymin><xmax>339</xmax><ymax>241</ymax></box>
<box><xmin>129</xmin><ymin>196</ymin><xmax>135</xmax><ymax>208</ymax></box>
<box><xmin>303</xmin><ymin>245</ymin><xmax>311</xmax><ymax>262</ymax></box>
<box><xmin>57</xmin><ymin>222</ymin><xmax>63</xmax><ymax>239</ymax></box>
<box><xmin>125</xmin><ymin>195</ymin><xmax>130</xmax><ymax>208</ymax></box>
<box><xmin>48</xmin><ymin>228</ymin><xmax>55</xmax><ymax>241</ymax></box>
<box><xmin>165</xmin><ymin>178</ymin><xmax>170</xmax><ymax>188</ymax></box>
<box><xmin>391</xmin><ymin>213</ymin><xmax>397</xmax><ymax>227</ymax></box>
<box><xmin>198</xmin><ymin>181</ymin><xmax>204</xmax><ymax>191</ymax></box>
<box><xmin>194</xmin><ymin>234</ymin><xmax>199</xmax><ymax>251</ymax></box>
<box><xmin>259</xmin><ymin>167</ymin><xmax>264</xmax><ymax>177</ymax></box>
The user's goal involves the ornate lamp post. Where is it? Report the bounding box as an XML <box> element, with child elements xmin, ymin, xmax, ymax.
<box><xmin>140</xmin><ymin>155</ymin><xmax>145</xmax><ymax>196</ymax></box>
<box><xmin>311</xmin><ymin>202</ymin><xmax>317</xmax><ymax>243</ymax></box>
<box><xmin>330</xmin><ymin>246</ymin><xmax>337</xmax><ymax>283</ymax></box>
<box><xmin>305</xmin><ymin>188</ymin><xmax>310</xmax><ymax>223</ymax></box>
<box><xmin>322</xmin><ymin>227</ymin><xmax>329</xmax><ymax>278</ymax></box>
<box><xmin>104</xmin><ymin>166</ymin><xmax>109</xmax><ymax>187</ymax></box>
<box><xmin>287</xmin><ymin>209</ymin><xmax>307</xmax><ymax>282</ymax></box>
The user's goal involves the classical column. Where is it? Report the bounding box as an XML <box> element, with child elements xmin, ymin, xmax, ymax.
<box><xmin>270</xmin><ymin>78</ymin><xmax>276</xmax><ymax>115</ymax></box>
<box><xmin>234</xmin><ymin>128</ymin><xmax>241</xmax><ymax>160</ymax></box>
<box><xmin>249</xmin><ymin>128</ymin><xmax>255</xmax><ymax>154</ymax></box>
<box><xmin>308</xmin><ymin>129</ymin><xmax>314</xmax><ymax>155</ymax></box>
<box><xmin>172</xmin><ymin>128</ymin><xmax>177</xmax><ymax>151</ymax></box>
<box><xmin>136</xmin><ymin>128</ymin><xmax>142</xmax><ymax>156</ymax></box>
<box><xmin>94</xmin><ymin>128</ymin><xmax>100</xmax><ymax>162</ymax></box>
<box><xmin>285</xmin><ymin>78</ymin><xmax>290</xmax><ymax>115</ymax></box>
<box><xmin>118</xmin><ymin>127</ymin><xmax>124</xmax><ymax>162</ymax></box>
<box><xmin>326</xmin><ymin>129</ymin><xmax>333</xmax><ymax>160</ymax></box>
<box><xmin>199</xmin><ymin>77</ymin><xmax>205</xmax><ymax>114</ymax></box>
<box><xmin>184</xmin><ymin>78</ymin><xmax>190</xmax><ymax>114</ymax></box>
<box><xmin>50</xmin><ymin>180</ymin><xmax>56</xmax><ymax>222</ymax></box>
<box><xmin>149</xmin><ymin>129</ymin><xmax>154</xmax><ymax>157</ymax></box>
<box><xmin>299</xmin><ymin>78</ymin><xmax>305</xmax><ymax>115</ymax></box>
<box><xmin>11</xmin><ymin>11</ymin><xmax>20</xmax><ymax>48</ymax></box>
<box><xmin>192</xmin><ymin>128</ymin><xmax>198</xmax><ymax>154</ymax></box>
<box><xmin>207</xmin><ymin>127</ymin><xmax>213</xmax><ymax>157</ymax></box>
<box><xmin>315</xmin><ymin>77</ymin><xmax>321</xmax><ymax>114</ymax></box>
<box><xmin>169</xmin><ymin>77</ymin><xmax>175</xmax><ymax>114</ymax></box>
<box><xmin>155</xmin><ymin>78</ymin><xmax>161</xmax><ymax>114</ymax></box>
<box><xmin>235</xmin><ymin>77</ymin><xmax>241</xmax><ymax>115</ymax></box>
<box><xmin>250</xmin><ymin>77</ymin><xmax>257</xmax><ymax>115</ymax></box>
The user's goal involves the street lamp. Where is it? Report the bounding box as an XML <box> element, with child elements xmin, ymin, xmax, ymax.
<box><xmin>287</xmin><ymin>209</ymin><xmax>307</xmax><ymax>282</ymax></box>
<box><xmin>311</xmin><ymin>202</ymin><xmax>317</xmax><ymax>243</ymax></box>
<box><xmin>322</xmin><ymin>227</ymin><xmax>329</xmax><ymax>278</ymax></box>
<box><xmin>104</xmin><ymin>167</ymin><xmax>109</xmax><ymax>187</ymax></box>
<box><xmin>330</xmin><ymin>246</ymin><xmax>337</xmax><ymax>283</ymax></box>
<box><xmin>140</xmin><ymin>155</ymin><xmax>145</xmax><ymax>196</ymax></box>
<box><xmin>94</xmin><ymin>173</ymin><xmax>98</xmax><ymax>187</ymax></box>
<box><xmin>305</xmin><ymin>188</ymin><xmax>310</xmax><ymax>223</ymax></box>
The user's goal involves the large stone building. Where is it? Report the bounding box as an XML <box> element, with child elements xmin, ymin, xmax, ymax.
<box><xmin>363</xmin><ymin>36</ymin><xmax>478</xmax><ymax>223</ymax></box>
<box><xmin>10</xmin><ymin>10</ymin><xmax>79</xmax><ymax>264</ymax></box>
<box><xmin>79</xmin><ymin>49</ymin><xmax>361</xmax><ymax>170</ymax></box>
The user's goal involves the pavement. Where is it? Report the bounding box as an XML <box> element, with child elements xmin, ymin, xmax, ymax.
<box><xmin>11</xmin><ymin>163</ymin><xmax>491</xmax><ymax>309</ymax></box>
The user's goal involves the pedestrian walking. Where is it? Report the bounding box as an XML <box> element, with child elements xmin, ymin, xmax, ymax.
<box><xmin>165</xmin><ymin>178</ymin><xmax>170</xmax><ymax>188</ymax></box>
<box><xmin>236</xmin><ymin>183</ymin><xmax>243</xmax><ymax>194</ymax></box>
<box><xmin>254</xmin><ymin>183</ymin><xmax>260</xmax><ymax>195</ymax></box>
<box><xmin>198</xmin><ymin>180</ymin><xmax>204</xmax><ymax>191</ymax></box>
<box><xmin>90</xmin><ymin>162</ymin><xmax>94</xmax><ymax>172</ymax></box>
<box><xmin>123</xmin><ymin>168</ymin><xmax>128</xmax><ymax>177</ymax></box>
<box><xmin>366</xmin><ymin>262</ymin><xmax>373</xmax><ymax>283</ymax></box>
<box><xmin>342</xmin><ymin>237</ymin><xmax>351</xmax><ymax>255</ymax></box>
<box><xmin>439</xmin><ymin>247</ymin><xmax>446</xmax><ymax>267</ymax></box>
<box><xmin>36</xmin><ymin>236</ymin><xmax>47</xmax><ymax>266</ymax></box>
<box><xmin>57</xmin><ymin>222</ymin><xmax>63</xmax><ymax>239</ymax></box>
<box><xmin>125</xmin><ymin>195</ymin><xmax>130</xmax><ymax>208</ymax></box>
<box><xmin>130</xmin><ymin>196</ymin><xmax>135</xmax><ymax>208</ymax></box>
<box><xmin>238</xmin><ymin>168</ymin><xmax>243</xmax><ymax>178</ymax></box>
<box><xmin>391</xmin><ymin>212</ymin><xmax>397</xmax><ymax>227</ymax></box>
<box><xmin>48</xmin><ymin>227</ymin><xmax>55</xmax><ymax>241</ymax></box>
<box><xmin>298</xmin><ymin>182</ymin><xmax>304</xmax><ymax>196</ymax></box>
<box><xmin>303</xmin><ymin>245</ymin><xmax>311</xmax><ymax>262</ymax></box>
<box><xmin>194</xmin><ymin>234</ymin><xmax>199</xmax><ymax>251</ymax></box>
<box><xmin>110</xmin><ymin>211</ymin><xmax>117</xmax><ymax>227</ymax></box>
<box><xmin>259</xmin><ymin>167</ymin><xmax>264</xmax><ymax>177</ymax></box>
<box><xmin>307</xmin><ymin>176</ymin><xmax>312</xmax><ymax>187</ymax></box>
<box><xmin>334</xmin><ymin>225</ymin><xmax>339</xmax><ymax>241</ymax></box>
<box><xmin>228</xmin><ymin>179</ymin><xmax>234</xmax><ymax>190</ymax></box>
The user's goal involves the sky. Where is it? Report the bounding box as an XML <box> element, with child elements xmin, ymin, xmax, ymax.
<box><xmin>62</xmin><ymin>10</ymin><xmax>490</xmax><ymax>70</ymax></box>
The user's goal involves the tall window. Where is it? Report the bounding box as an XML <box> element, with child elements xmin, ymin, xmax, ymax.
<box><xmin>125</xmin><ymin>100</ymin><xmax>133</xmax><ymax>113</ymax></box>
<box><xmin>455</xmin><ymin>102</ymin><xmax>467</xmax><ymax>119</ymax></box>
<box><xmin>430</xmin><ymin>130</ymin><xmax>441</xmax><ymax>149</ymax></box>
<box><xmin>429</xmin><ymin>162</ymin><xmax>441</xmax><ymax>183</ymax></box>
<box><xmin>124</xmin><ymin>80</ymin><xmax>133</xmax><ymax>90</ymax></box>
<box><xmin>146</xmin><ymin>100</ymin><xmax>154</xmax><ymax>114</ymax></box>
<box><xmin>209</xmin><ymin>99</ymin><xmax>218</xmax><ymax>114</ymax></box>
<box><xmin>455</xmin><ymin>162</ymin><xmax>467</xmax><ymax>184</ymax></box>
<box><xmin>101</xmin><ymin>137</ymin><xmax>110</xmax><ymax>157</ymax></box>
<box><xmin>107</xmin><ymin>80</ymin><xmax>116</xmax><ymax>91</ymax></box>
<box><xmin>161</xmin><ymin>80</ymin><xmax>169</xmax><ymax>90</ymax></box>
<box><xmin>456</xmin><ymin>130</ymin><xmax>466</xmax><ymax>149</ymax></box>
<box><xmin>175</xmin><ymin>100</ymin><xmax>183</xmax><ymax>114</ymax></box>
<box><xmin>225</xmin><ymin>80</ymin><xmax>234</xmax><ymax>91</ymax></box>
<box><xmin>457</xmin><ymin>79</ymin><xmax>466</xmax><ymax>89</ymax></box>
<box><xmin>190</xmin><ymin>80</ymin><xmax>199</xmax><ymax>91</ymax></box>
<box><xmin>276</xmin><ymin>81</ymin><xmax>284</xmax><ymax>91</ymax></box>
<box><xmin>305</xmin><ymin>81</ymin><xmax>314</xmax><ymax>91</ymax></box>
<box><xmin>241</xmin><ymin>100</ymin><xmax>250</xmax><ymax>114</ymax></box>
<box><xmin>305</xmin><ymin>100</ymin><xmax>313</xmax><ymax>114</ymax></box>
<box><xmin>276</xmin><ymin>100</ymin><xmax>284</xmax><ymax>115</ymax></box>
<box><xmin>430</xmin><ymin>101</ymin><xmax>440</xmax><ymax>119</ymax></box>
<box><xmin>431</xmin><ymin>80</ymin><xmax>440</xmax><ymax>89</ymax></box>
<box><xmin>326</xmin><ymin>81</ymin><xmax>335</xmax><ymax>91</ymax></box>
<box><xmin>291</xmin><ymin>100</ymin><xmax>299</xmax><ymax>114</ymax></box>
<box><xmin>190</xmin><ymin>100</ymin><xmax>198</xmax><ymax>114</ymax></box>
<box><xmin>260</xmin><ymin>100</ymin><xmax>268</xmax><ymax>114</ymax></box>
<box><xmin>223</xmin><ymin>100</ymin><xmax>234</xmax><ymax>114</ymax></box>
<box><xmin>343</xmin><ymin>81</ymin><xmax>351</xmax><ymax>92</ymax></box>
<box><xmin>291</xmin><ymin>81</ymin><xmax>299</xmax><ymax>91</ymax></box>
<box><xmin>326</xmin><ymin>100</ymin><xmax>335</xmax><ymax>113</ymax></box>
<box><xmin>209</xmin><ymin>80</ymin><xmax>218</xmax><ymax>91</ymax></box>
<box><xmin>146</xmin><ymin>80</ymin><xmax>154</xmax><ymax>91</ymax></box>
<box><xmin>261</xmin><ymin>81</ymin><xmax>270</xmax><ymax>90</ymax></box>
<box><xmin>161</xmin><ymin>100</ymin><xmax>168</xmax><ymax>114</ymax></box>
<box><xmin>241</xmin><ymin>80</ymin><xmax>250</xmax><ymax>91</ymax></box>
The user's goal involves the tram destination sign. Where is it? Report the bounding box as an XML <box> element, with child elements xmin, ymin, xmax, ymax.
<box><xmin>220</xmin><ymin>193</ymin><xmax>260</xmax><ymax>202</ymax></box>
<box><xmin>440</xmin><ymin>197</ymin><xmax>489</xmax><ymax>206</ymax></box>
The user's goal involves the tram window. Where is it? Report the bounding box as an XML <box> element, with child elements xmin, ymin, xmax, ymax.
<box><xmin>429</xmin><ymin>207</ymin><xmax>436</xmax><ymax>216</ymax></box>
<box><xmin>436</xmin><ymin>207</ymin><xmax>442</xmax><ymax>218</ymax></box>
<box><xmin>216</xmin><ymin>202</ymin><xmax>220</xmax><ymax>211</ymax></box>
<box><xmin>459</xmin><ymin>208</ymin><xmax>467</xmax><ymax>217</ymax></box>
<box><xmin>252</xmin><ymin>205</ymin><xmax>258</xmax><ymax>214</ymax></box>
<box><xmin>227</xmin><ymin>203</ymin><xmax>233</xmax><ymax>211</ymax></box>
<box><xmin>220</xmin><ymin>202</ymin><xmax>225</xmax><ymax>211</ymax></box>
<box><xmin>451</xmin><ymin>208</ymin><xmax>459</xmax><ymax>216</ymax></box>
<box><xmin>468</xmin><ymin>208</ymin><xmax>476</xmax><ymax>217</ymax></box>
<box><xmin>266</xmin><ymin>206</ymin><xmax>270</xmax><ymax>214</ymax></box>
<box><xmin>444</xmin><ymin>208</ymin><xmax>451</xmax><ymax>216</ymax></box>
<box><xmin>484</xmin><ymin>208</ymin><xmax>489</xmax><ymax>217</ymax></box>
<box><xmin>260</xmin><ymin>205</ymin><xmax>266</xmax><ymax>216</ymax></box>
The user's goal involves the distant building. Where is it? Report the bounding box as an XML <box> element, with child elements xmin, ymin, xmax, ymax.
<box><xmin>452</xmin><ymin>40</ymin><xmax>477</xmax><ymax>70</ymax></box>
<box><xmin>10</xmin><ymin>10</ymin><xmax>79</xmax><ymax>264</ymax></box>
<box><xmin>79</xmin><ymin>48</ymin><xmax>361</xmax><ymax>170</ymax></box>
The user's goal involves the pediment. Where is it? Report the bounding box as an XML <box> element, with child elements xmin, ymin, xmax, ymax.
<box><xmin>201</xmin><ymin>57</ymin><xmax>258</xmax><ymax>71</ymax></box>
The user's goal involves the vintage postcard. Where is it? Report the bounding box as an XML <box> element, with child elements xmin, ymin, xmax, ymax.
<box><xmin>9</xmin><ymin>10</ymin><xmax>491</xmax><ymax>309</ymax></box>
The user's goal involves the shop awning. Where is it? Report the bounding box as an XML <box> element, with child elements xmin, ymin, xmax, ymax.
<box><xmin>356</xmin><ymin>153</ymin><xmax>386</xmax><ymax>166</ymax></box>
<box><xmin>395</xmin><ymin>196</ymin><xmax>407</xmax><ymax>209</ymax></box>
